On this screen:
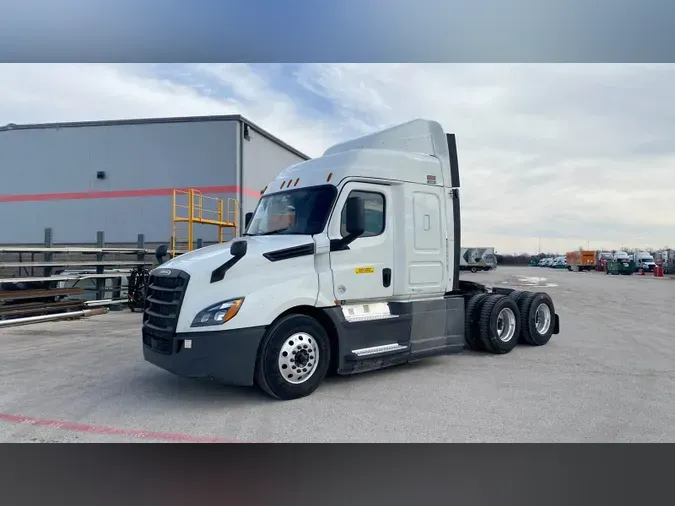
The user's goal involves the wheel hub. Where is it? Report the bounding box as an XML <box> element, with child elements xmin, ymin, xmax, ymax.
<box><xmin>277</xmin><ymin>332</ymin><xmax>320</xmax><ymax>385</ymax></box>
<box><xmin>295</xmin><ymin>349</ymin><xmax>310</xmax><ymax>368</ymax></box>
<box><xmin>496</xmin><ymin>307</ymin><xmax>517</xmax><ymax>343</ymax></box>
<box><xmin>534</xmin><ymin>303</ymin><xmax>551</xmax><ymax>334</ymax></box>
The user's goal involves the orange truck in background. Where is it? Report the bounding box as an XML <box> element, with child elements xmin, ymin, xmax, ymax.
<box><xmin>565</xmin><ymin>250</ymin><xmax>597</xmax><ymax>272</ymax></box>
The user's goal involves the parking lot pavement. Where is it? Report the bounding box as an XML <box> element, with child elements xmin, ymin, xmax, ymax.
<box><xmin>1</xmin><ymin>266</ymin><xmax>674</xmax><ymax>443</ymax></box>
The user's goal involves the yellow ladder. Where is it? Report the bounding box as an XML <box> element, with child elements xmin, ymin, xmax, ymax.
<box><xmin>171</xmin><ymin>189</ymin><xmax>239</xmax><ymax>257</ymax></box>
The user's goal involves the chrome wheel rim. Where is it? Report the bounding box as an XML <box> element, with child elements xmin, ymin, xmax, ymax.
<box><xmin>278</xmin><ymin>332</ymin><xmax>319</xmax><ymax>385</ymax></box>
<box><xmin>535</xmin><ymin>303</ymin><xmax>552</xmax><ymax>334</ymax></box>
<box><xmin>496</xmin><ymin>308</ymin><xmax>517</xmax><ymax>343</ymax></box>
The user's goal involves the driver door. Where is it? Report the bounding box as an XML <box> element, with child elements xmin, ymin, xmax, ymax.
<box><xmin>328</xmin><ymin>182</ymin><xmax>394</xmax><ymax>302</ymax></box>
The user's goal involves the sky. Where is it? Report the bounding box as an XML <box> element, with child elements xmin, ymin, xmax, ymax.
<box><xmin>0</xmin><ymin>63</ymin><xmax>674</xmax><ymax>254</ymax></box>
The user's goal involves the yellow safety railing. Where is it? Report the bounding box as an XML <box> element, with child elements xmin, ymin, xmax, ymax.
<box><xmin>171</xmin><ymin>189</ymin><xmax>239</xmax><ymax>257</ymax></box>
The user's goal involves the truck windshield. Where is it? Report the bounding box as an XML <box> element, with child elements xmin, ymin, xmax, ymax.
<box><xmin>245</xmin><ymin>185</ymin><xmax>337</xmax><ymax>236</ymax></box>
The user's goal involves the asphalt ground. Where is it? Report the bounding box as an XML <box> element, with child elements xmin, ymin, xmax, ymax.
<box><xmin>0</xmin><ymin>266</ymin><xmax>673</xmax><ymax>442</ymax></box>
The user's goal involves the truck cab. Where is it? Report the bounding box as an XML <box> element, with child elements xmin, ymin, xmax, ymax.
<box><xmin>551</xmin><ymin>256</ymin><xmax>566</xmax><ymax>268</ymax></box>
<box><xmin>142</xmin><ymin>119</ymin><xmax>561</xmax><ymax>400</ymax></box>
<box><xmin>614</xmin><ymin>251</ymin><xmax>630</xmax><ymax>262</ymax></box>
<box><xmin>634</xmin><ymin>251</ymin><xmax>656</xmax><ymax>272</ymax></box>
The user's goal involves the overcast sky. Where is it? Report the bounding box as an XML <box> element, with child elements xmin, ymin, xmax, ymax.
<box><xmin>1</xmin><ymin>63</ymin><xmax>673</xmax><ymax>254</ymax></box>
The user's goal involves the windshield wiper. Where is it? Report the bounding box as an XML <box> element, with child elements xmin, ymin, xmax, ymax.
<box><xmin>260</xmin><ymin>228</ymin><xmax>289</xmax><ymax>236</ymax></box>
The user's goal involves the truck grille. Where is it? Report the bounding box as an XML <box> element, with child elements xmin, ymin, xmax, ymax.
<box><xmin>142</xmin><ymin>269</ymin><xmax>190</xmax><ymax>354</ymax></box>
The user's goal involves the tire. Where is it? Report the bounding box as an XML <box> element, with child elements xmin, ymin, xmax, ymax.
<box><xmin>520</xmin><ymin>292</ymin><xmax>555</xmax><ymax>346</ymax></box>
<box><xmin>464</xmin><ymin>293</ymin><xmax>489</xmax><ymax>351</ymax></box>
<box><xmin>470</xmin><ymin>267</ymin><xmax>478</xmax><ymax>273</ymax></box>
<box><xmin>478</xmin><ymin>294</ymin><xmax>521</xmax><ymax>354</ymax></box>
<box><xmin>255</xmin><ymin>314</ymin><xmax>331</xmax><ymax>400</ymax></box>
<box><xmin>507</xmin><ymin>290</ymin><xmax>530</xmax><ymax>343</ymax></box>
<box><xmin>508</xmin><ymin>290</ymin><xmax>529</xmax><ymax>305</ymax></box>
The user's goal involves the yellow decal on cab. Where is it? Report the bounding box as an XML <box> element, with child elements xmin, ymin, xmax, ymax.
<box><xmin>354</xmin><ymin>267</ymin><xmax>375</xmax><ymax>274</ymax></box>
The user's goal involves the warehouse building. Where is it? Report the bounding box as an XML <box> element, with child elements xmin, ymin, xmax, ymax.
<box><xmin>0</xmin><ymin>115</ymin><xmax>310</xmax><ymax>245</ymax></box>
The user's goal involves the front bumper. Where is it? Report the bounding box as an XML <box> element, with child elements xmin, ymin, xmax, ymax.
<box><xmin>142</xmin><ymin>326</ymin><xmax>266</xmax><ymax>386</ymax></box>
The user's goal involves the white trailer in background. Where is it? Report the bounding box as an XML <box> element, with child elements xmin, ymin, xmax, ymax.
<box><xmin>460</xmin><ymin>247</ymin><xmax>497</xmax><ymax>273</ymax></box>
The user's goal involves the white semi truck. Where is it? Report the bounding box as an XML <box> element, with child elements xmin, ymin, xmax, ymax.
<box><xmin>142</xmin><ymin>119</ymin><xmax>561</xmax><ymax>400</ymax></box>
<box><xmin>634</xmin><ymin>251</ymin><xmax>656</xmax><ymax>272</ymax></box>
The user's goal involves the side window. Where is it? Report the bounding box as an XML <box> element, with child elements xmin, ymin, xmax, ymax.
<box><xmin>340</xmin><ymin>190</ymin><xmax>385</xmax><ymax>238</ymax></box>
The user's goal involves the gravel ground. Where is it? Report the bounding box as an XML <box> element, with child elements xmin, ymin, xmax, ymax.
<box><xmin>0</xmin><ymin>266</ymin><xmax>673</xmax><ymax>443</ymax></box>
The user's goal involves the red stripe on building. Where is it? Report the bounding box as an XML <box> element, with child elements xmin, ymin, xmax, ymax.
<box><xmin>0</xmin><ymin>185</ymin><xmax>262</xmax><ymax>203</ymax></box>
<box><xmin>0</xmin><ymin>412</ymin><xmax>259</xmax><ymax>443</ymax></box>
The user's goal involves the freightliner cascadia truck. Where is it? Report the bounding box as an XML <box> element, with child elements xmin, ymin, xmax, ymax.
<box><xmin>142</xmin><ymin>119</ymin><xmax>561</xmax><ymax>400</ymax></box>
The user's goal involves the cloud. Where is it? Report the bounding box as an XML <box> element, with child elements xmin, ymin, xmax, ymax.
<box><xmin>293</xmin><ymin>64</ymin><xmax>675</xmax><ymax>251</ymax></box>
<box><xmin>0</xmin><ymin>63</ymin><xmax>673</xmax><ymax>253</ymax></box>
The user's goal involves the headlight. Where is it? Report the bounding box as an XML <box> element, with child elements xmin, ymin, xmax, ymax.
<box><xmin>191</xmin><ymin>298</ymin><xmax>244</xmax><ymax>327</ymax></box>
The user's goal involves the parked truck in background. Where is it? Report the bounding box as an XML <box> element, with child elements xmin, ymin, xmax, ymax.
<box><xmin>539</xmin><ymin>257</ymin><xmax>554</xmax><ymax>267</ymax></box>
<box><xmin>596</xmin><ymin>250</ymin><xmax>614</xmax><ymax>272</ymax></box>
<box><xmin>654</xmin><ymin>250</ymin><xmax>675</xmax><ymax>274</ymax></box>
<box><xmin>566</xmin><ymin>250</ymin><xmax>597</xmax><ymax>272</ymax></box>
<box><xmin>597</xmin><ymin>251</ymin><xmax>614</xmax><ymax>263</ymax></box>
<box><xmin>141</xmin><ymin>119</ymin><xmax>561</xmax><ymax>400</ymax></box>
<box><xmin>460</xmin><ymin>247</ymin><xmax>497</xmax><ymax>273</ymax></box>
<box><xmin>550</xmin><ymin>256</ymin><xmax>566</xmax><ymax>268</ymax></box>
<box><xmin>634</xmin><ymin>251</ymin><xmax>656</xmax><ymax>272</ymax></box>
<box><xmin>614</xmin><ymin>251</ymin><xmax>630</xmax><ymax>262</ymax></box>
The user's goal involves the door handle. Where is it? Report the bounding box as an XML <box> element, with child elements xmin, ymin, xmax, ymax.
<box><xmin>382</xmin><ymin>268</ymin><xmax>392</xmax><ymax>288</ymax></box>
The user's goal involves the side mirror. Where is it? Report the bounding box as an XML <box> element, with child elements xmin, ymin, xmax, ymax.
<box><xmin>155</xmin><ymin>244</ymin><xmax>168</xmax><ymax>264</ymax></box>
<box><xmin>230</xmin><ymin>240</ymin><xmax>248</xmax><ymax>259</ymax></box>
<box><xmin>244</xmin><ymin>212</ymin><xmax>253</xmax><ymax>228</ymax></box>
<box><xmin>345</xmin><ymin>196</ymin><xmax>366</xmax><ymax>238</ymax></box>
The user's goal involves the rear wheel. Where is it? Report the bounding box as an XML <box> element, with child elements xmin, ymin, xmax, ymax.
<box><xmin>508</xmin><ymin>290</ymin><xmax>531</xmax><ymax>343</ymax></box>
<box><xmin>478</xmin><ymin>294</ymin><xmax>520</xmax><ymax>354</ymax></box>
<box><xmin>470</xmin><ymin>267</ymin><xmax>478</xmax><ymax>273</ymax></box>
<box><xmin>255</xmin><ymin>314</ymin><xmax>331</xmax><ymax>400</ymax></box>
<box><xmin>464</xmin><ymin>293</ymin><xmax>489</xmax><ymax>351</ymax></box>
<box><xmin>508</xmin><ymin>290</ymin><xmax>528</xmax><ymax>305</ymax></box>
<box><xmin>520</xmin><ymin>292</ymin><xmax>555</xmax><ymax>346</ymax></box>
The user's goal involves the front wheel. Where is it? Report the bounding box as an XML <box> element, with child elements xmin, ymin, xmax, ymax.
<box><xmin>255</xmin><ymin>314</ymin><xmax>331</xmax><ymax>400</ymax></box>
